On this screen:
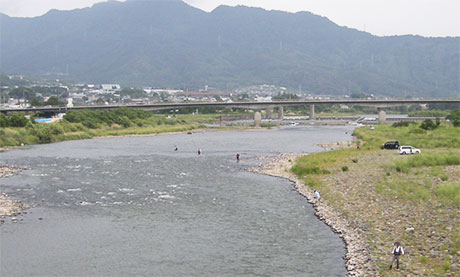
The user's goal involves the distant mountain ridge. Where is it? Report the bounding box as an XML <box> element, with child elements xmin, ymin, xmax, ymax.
<box><xmin>0</xmin><ymin>0</ymin><xmax>458</xmax><ymax>97</ymax></box>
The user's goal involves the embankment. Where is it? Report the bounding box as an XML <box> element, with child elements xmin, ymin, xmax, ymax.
<box><xmin>259</xmin><ymin>123</ymin><xmax>460</xmax><ymax>276</ymax></box>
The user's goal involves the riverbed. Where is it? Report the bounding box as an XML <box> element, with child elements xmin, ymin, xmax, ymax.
<box><xmin>0</xmin><ymin>126</ymin><xmax>353</xmax><ymax>276</ymax></box>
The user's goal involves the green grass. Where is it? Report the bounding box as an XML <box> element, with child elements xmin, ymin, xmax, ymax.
<box><xmin>376</xmin><ymin>175</ymin><xmax>459</xmax><ymax>207</ymax></box>
<box><xmin>452</xmin><ymin>232</ymin><xmax>460</xmax><ymax>254</ymax></box>
<box><xmin>419</xmin><ymin>256</ymin><xmax>429</xmax><ymax>264</ymax></box>
<box><xmin>291</xmin><ymin>148</ymin><xmax>360</xmax><ymax>187</ymax></box>
<box><xmin>375</xmin><ymin>179</ymin><xmax>431</xmax><ymax>202</ymax></box>
<box><xmin>354</xmin><ymin>123</ymin><xmax>460</xmax><ymax>149</ymax></box>
<box><xmin>260</xmin><ymin>122</ymin><xmax>278</xmax><ymax>128</ymax></box>
<box><xmin>435</xmin><ymin>183</ymin><xmax>460</xmax><ymax>207</ymax></box>
<box><xmin>392</xmin><ymin>152</ymin><xmax>460</xmax><ymax>173</ymax></box>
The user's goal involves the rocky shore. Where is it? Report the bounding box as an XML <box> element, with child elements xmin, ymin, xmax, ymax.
<box><xmin>0</xmin><ymin>165</ymin><xmax>28</xmax><ymax>221</ymax></box>
<box><xmin>0</xmin><ymin>165</ymin><xmax>23</xmax><ymax>178</ymax></box>
<box><xmin>250</xmin><ymin>154</ymin><xmax>372</xmax><ymax>277</ymax></box>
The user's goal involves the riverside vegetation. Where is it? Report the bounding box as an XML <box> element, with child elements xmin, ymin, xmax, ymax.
<box><xmin>0</xmin><ymin>108</ymin><xmax>247</xmax><ymax>147</ymax></box>
<box><xmin>292</xmin><ymin>116</ymin><xmax>460</xmax><ymax>275</ymax></box>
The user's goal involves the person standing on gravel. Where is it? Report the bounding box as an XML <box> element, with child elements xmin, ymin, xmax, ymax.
<box><xmin>314</xmin><ymin>190</ymin><xmax>321</xmax><ymax>201</ymax></box>
<box><xmin>389</xmin><ymin>241</ymin><xmax>404</xmax><ymax>270</ymax></box>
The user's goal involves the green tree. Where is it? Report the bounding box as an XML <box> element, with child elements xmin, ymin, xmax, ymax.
<box><xmin>120</xmin><ymin>88</ymin><xmax>147</xmax><ymax>98</ymax></box>
<box><xmin>447</xmin><ymin>109</ymin><xmax>460</xmax><ymax>127</ymax></box>
<box><xmin>30</xmin><ymin>97</ymin><xmax>43</xmax><ymax>107</ymax></box>
<box><xmin>44</xmin><ymin>96</ymin><xmax>63</xmax><ymax>106</ymax></box>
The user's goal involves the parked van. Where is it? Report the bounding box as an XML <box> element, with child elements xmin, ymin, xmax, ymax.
<box><xmin>399</xmin><ymin>146</ymin><xmax>421</xmax><ymax>155</ymax></box>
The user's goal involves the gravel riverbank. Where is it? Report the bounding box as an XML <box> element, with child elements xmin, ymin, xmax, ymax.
<box><xmin>0</xmin><ymin>165</ymin><xmax>28</xmax><ymax>220</ymax></box>
<box><xmin>250</xmin><ymin>153</ymin><xmax>372</xmax><ymax>276</ymax></box>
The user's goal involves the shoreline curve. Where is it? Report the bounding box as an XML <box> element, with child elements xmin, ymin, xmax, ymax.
<box><xmin>250</xmin><ymin>153</ymin><xmax>372</xmax><ymax>277</ymax></box>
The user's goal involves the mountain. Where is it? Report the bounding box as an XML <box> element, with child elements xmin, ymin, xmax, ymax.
<box><xmin>1</xmin><ymin>0</ymin><xmax>458</xmax><ymax>97</ymax></box>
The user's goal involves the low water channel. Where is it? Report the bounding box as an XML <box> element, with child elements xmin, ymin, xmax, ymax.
<box><xmin>1</xmin><ymin>126</ymin><xmax>353</xmax><ymax>276</ymax></box>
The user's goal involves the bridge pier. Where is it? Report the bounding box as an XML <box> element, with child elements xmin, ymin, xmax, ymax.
<box><xmin>254</xmin><ymin>111</ymin><xmax>262</xmax><ymax>128</ymax></box>
<box><xmin>278</xmin><ymin>106</ymin><xmax>284</xmax><ymax>119</ymax></box>
<box><xmin>265</xmin><ymin>108</ymin><xmax>272</xmax><ymax>119</ymax></box>
<box><xmin>378</xmin><ymin>107</ymin><xmax>386</xmax><ymax>124</ymax></box>
<box><xmin>309</xmin><ymin>104</ymin><xmax>315</xmax><ymax>120</ymax></box>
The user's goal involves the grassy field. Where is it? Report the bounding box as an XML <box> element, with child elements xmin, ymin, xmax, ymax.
<box><xmin>354</xmin><ymin>122</ymin><xmax>460</xmax><ymax>149</ymax></box>
<box><xmin>292</xmin><ymin>123</ymin><xmax>460</xmax><ymax>276</ymax></box>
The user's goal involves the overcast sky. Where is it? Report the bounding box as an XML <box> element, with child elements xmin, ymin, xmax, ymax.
<box><xmin>0</xmin><ymin>0</ymin><xmax>458</xmax><ymax>37</ymax></box>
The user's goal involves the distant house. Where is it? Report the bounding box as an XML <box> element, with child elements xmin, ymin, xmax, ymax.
<box><xmin>255</xmin><ymin>96</ymin><xmax>272</xmax><ymax>102</ymax></box>
<box><xmin>101</xmin><ymin>84</ymin><xmax>121</xmax><ymax>93</ymax></box>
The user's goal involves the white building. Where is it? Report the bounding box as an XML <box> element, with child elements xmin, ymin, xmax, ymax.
<box><xmin>101</xmin><ymin>84</ymin><xmax>121</xmax><ymax>93</ymax></box>
<box><xmin>67</xmin><ymin>98</ymin><xmax>74</xmax><ymax>108</ymax></box>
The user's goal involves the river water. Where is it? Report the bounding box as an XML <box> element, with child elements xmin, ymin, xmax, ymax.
<box><xmin>1</xmin><ymin>126</ymin><xmax>353</xmax><ymax>276</ymax></box>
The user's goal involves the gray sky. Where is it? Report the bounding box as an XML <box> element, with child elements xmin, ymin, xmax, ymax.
<box><xmin>0</xmin><ymin>0</ymin><xmax>458</xmax><ymax>37</ymax></box>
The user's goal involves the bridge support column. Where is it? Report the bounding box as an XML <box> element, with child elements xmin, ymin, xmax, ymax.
<box><xmin>278</xmin><ymin>106</ymin><xmax>284</xmax><ymax>120</ymax></box>
<box><xmin>265</xmin><ymin>108</ymin><xmax>272</xmax><ymax>119</ymax></box>
<box><xmin>254</xmin><ymin>111</ymin><xmax>262</xmax><ymax>128</ymax></box>
<box><xmin>378</xmin><ymin>107</ymin><xmax>386</xmax><ymax>124</ymax></box>
<box><xmin>309</xmin><ymin>104</ymin><xmax>315</xmax><ymax>120</ymax></box>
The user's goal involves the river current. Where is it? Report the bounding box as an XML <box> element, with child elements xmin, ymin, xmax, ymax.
<box><xmin>0</xmin><ymin>126</ymin><xmax>353</xmax><ymax>276</ymax></box>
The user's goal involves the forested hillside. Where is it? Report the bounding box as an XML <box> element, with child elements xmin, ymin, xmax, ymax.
<box><xmin>1</xmin><ymin>0</ymin><xmax>458</xmax><ymax>97</ymax></box>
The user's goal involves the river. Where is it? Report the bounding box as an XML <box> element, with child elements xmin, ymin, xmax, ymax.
<box><xmin>0</xmin><ymin>126</ymin><xmax>353</xmax><ymax>276</ymax></box>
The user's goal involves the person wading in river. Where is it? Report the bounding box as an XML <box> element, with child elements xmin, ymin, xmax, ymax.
<box><xmin>389</xmin><ymin>241</ymin><xmax>404</xmax><ymax>270</ymax></box>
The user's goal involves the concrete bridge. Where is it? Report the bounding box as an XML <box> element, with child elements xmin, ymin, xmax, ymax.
<box><xmin>1</xmin><ymin>99</ymin><xmax>458</xmax><ymax>126</ymax></box>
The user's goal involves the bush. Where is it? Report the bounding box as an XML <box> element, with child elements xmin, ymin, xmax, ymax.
<box><xmin>341</xmin><ymin>166</ymin><xmax>349</xmax><ymax>172</ymax></box>
<box><xmin>49</xmin><ymin>124</ymin><xmax>65</xmax><ymax>135</ymax></box>
<box><xmin>82</xmin><ymin>120</ymin><xmax>98</xmax><ymax>129</ymax></box>
<box><xmin>420</xmin><ymin>119</ymin><xmax>438</xmax><ymax>130</ymax></box>
<box><xmin>409</xmin><ymin>110</ymin><xmax>449</xmax><ymax>118</ymax></box>
<box><xmin>28</xmin><ymin>125</ymin><xmax>53</xmax><ymax>143</ymax></box>
<box><xmin>9</xmin><ymin>113</ymin><xmax>29</xmax><ymax>127</ymax></box>
<box><xmin>453</xmin><ymin>119</ymin><xmax>460</xmax><ymax>127</ymax></box>
<box><xmin>392</xmin><ymin>121</ymin><xmax>410</xmax><ymax>127</ymax></box>
<box><xmin>64</xmin><ymin>107</ymin><xmax>151</xmax><ymax>128</ymax></box>
<box><xmin>446</xmin><ymin>109</ymin><xmax>460</xmax><ymax>122</ymax></box>
<box><xmin>0</xmin><ymin>113</ymin><xmax>9</xmax><ymax>127</ymax></box>
<box><xmin>118</xmin><ymin>116</ymin><xmax>132</xmax><ymax>128</ymax></box>
<box><xmin>440</xmin><ymin>174</ymin><xmax>449</xmax><ymax>181</ymax></box>
<box><xmin>352</xmin><ymin>158</ymin><xmax>358</xmax><ymax>163</ymax></box>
